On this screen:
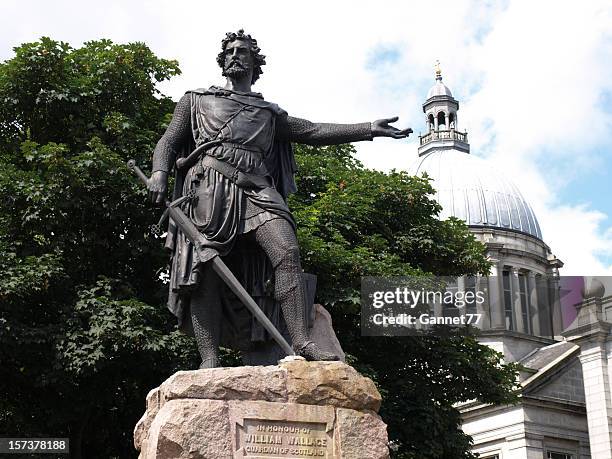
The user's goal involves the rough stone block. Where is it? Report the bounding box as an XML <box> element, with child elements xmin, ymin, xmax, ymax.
<box><xmin>140</xmin><ymin>399</ymin><xmax>231</xmax><ymax>459</ymax></box>
<box><xmin>281</xmin><ymin>360</ymin><xmax>382</xmax><ymax>412</ymax></box>
<box><xmin>134</xmin><ymin>387</ymin><xmax>161</xmax><ymax>451</ymax></box>
<box><xmin>161</xmin><ymin>365</ymin><xmax>287</xmax><ymax>403</ymax></box>
<box><xmin>336</xmin><ymin>407</ymin><xmax>390</xmax><ymax>459</ymax></box>
<box><xmin>311</xmin><ymin>304</ymin><xmax>346</xmax><ymax>362</ymax></box>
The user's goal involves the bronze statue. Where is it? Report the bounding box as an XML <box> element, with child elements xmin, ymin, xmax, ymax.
<box><xmin>148</xmin><ymin>29</ymin><xmax>412</xmax><ymax>368</ymax></box>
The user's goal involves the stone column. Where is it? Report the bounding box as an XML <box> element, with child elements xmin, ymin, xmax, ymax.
<box><xmin>579</xmin><ymin>339</ymin><xmax>612</xmax><ymax>458</ymax></box>
<box><xmin>488</xmin><ymin>260</ymin><xmax>505</xmax><ymax>329</ymax></box>
<box><xmin>444</xmin><ymin>113</ymin><xmax>449</xmax><ymax>129</ymax></box>
<box><xmin>475</xmin><ymin>275</ymin><xmax>488</xmax><ymax>329</ymax></box>
<box><xmin>527</xmin><ymin>271</ymin><xmax>540</xmax><ymax>336</ymax></box>
<box><xmin>456</xmin><ymin>276</ymin><xmax>466</xmax><ymax>323</ymax></box>
<box><xmin>434</xmin><ymin>115</ymin><xmax>439</xmax><ymax>131</ymax></box>
<box><xmin>511</xmin><ymin>268</ymin><xmax>524</xmax><ymax>333</ymax></box>
<box><xmin>433</xmin><ymin>295</ymin><xmax>443</xmax><ymax>319</ymax></box>
<box><xmin>562</xmin><ymin>290</ymin><xmax>612</xmax><ymax>459</ymax></box>
<box><xmin>457</xmin><ymin>275</ymin><xmax>465</xmax><ymax>297</ymax></box>
<box><xmin>538</xmin><ymin>274</ymin><xmax>553</xmax><ymax>338</ymax></box>
<box><xmin>550</xmin><ymin>273</ymin><xmax>563</xmax><ymax>336</ymax></box>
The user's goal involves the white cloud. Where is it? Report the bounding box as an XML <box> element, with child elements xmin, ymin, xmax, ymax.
<box><xmin>459</xmin><ymin>1</ymin><xmax>612</xmax><ymax>275</ymax></box>
<box><xmin>538</xmin><ymin>205</ymin><xmax>612</xmax><ymax>275</ymax></box>
<box><xmin>2</xmin><ymin>0</ymin><xmax>611</xmax><ymax>274</ymax></box>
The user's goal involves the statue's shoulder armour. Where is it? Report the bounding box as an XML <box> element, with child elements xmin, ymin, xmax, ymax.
<box><xmin>185</xmin><ymin>87</ymin><xmax>287</xmax><ymax>117</ymax></box>
<box><xmin>186</xmin><ymin>87</ymin><xmax>214</xmax><ymax>96</ymax></box>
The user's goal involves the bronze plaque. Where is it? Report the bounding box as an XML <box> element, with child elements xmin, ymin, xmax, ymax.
<box><xmin>230</xmin><ymin>401</ymin><xmax>335</xmax><ymax>458</ymax></box>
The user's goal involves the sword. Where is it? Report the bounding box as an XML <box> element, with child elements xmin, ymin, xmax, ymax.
<box><xmin>127</xmin><ymin>159</ymin><xmax>295</xmax><ymax>357</ymax></box>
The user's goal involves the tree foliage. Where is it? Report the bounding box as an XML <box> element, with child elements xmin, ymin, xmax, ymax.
<box><xmin>0</xmin><ymin>38</ymin><xmax>518</xmax><ymax>458</ymax></box>
<box><xmin>0</xmin><ymin>38</ymin><xmax>198</xmax><ymax>458</ymax></box>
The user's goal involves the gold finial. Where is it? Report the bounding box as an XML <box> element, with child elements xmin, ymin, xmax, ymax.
<box><xmin>434</xmin><ymin>60</ymin><xmax>442</xmax><ymax>81</ymax></box>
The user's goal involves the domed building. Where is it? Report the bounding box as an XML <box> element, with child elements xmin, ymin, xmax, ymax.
<box><xmin>407</xmin><ymin>65</ymin><xmax>607</xmax><ymax>458</ymax></box>
<box><xmin>409</xmin><ymin>65</ymin><xmax>564</xmax><ymax>354</ymax></box>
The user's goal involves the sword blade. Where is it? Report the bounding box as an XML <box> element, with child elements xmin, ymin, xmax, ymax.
<box><xmin>210</xmin><ymin>257</ymin><xmax>295</xmax><ymax>357</ymax></box>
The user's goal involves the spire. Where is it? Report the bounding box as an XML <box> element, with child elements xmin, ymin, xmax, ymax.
<box><xmin>434</xmin><ymin>60</ymin><xmax>442</xmax><ymax>81</ymax></box>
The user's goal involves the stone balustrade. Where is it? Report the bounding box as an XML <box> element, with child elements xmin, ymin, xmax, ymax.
<box><xmin>419</xmin><ymin>129</ymin><xmax>468</xmax><ymax>146</ymax></box>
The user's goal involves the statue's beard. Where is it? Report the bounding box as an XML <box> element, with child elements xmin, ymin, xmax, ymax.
<box><xmin>225</xmin><ymin>62</ymin><xmax>250</xmax><ymax>79</ymax></box>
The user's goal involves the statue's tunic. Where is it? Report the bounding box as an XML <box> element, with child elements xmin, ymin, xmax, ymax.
<box><xmin>186</xmin><ymin>88</ymin><xmax>293</xmax><ymax>253</ymax></box>
<box><xmin>152</xmin><ymin>86</ymin><xmax>372</xmax><ymax>345</ymax></box>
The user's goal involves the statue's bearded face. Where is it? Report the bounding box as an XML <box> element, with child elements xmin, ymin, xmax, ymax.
<box><xmin>223</xmin><ymin>39</ymin><xmax>254</xmax><ymax>80</ymax></box>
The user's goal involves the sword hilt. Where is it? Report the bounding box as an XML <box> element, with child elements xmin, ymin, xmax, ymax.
<box><xmin>127</xmin><ymin>159</ymin><xmax>150</xmax><ymax>187</ymax></box>
<box><xmin>175</xmin><ymin>139</ymin><xmax>223</xmax><ymax>171</ymax></box>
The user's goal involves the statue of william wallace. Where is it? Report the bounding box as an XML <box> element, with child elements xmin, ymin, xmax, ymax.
<box><xmin>148</xmin><ymin>29</ymin><xmax>412</xmax><ymax>369</ymax></box>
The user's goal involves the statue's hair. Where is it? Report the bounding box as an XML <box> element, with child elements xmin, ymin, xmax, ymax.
<box><xmin>216</xmin><ymin>29</ymin><xmax>266</xmax><ymax>84</ymax></box>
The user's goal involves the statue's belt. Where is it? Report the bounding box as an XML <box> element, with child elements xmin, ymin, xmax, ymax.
<box><xmin>176</xmin><ymin>140</ymin><xmax>271</xmax><ymax>189</ymax></box>
<box><xmin>199</xmin><ymin>154</ymin><xmax>272</xmax><ymax>189</ymax></box>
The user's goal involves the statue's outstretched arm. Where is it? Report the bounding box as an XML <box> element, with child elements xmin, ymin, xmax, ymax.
<box><xmin>276</xmin><ymin>115</ymin><xmax>412</xmax><ymax>147</ymax></box>
<box><xmin>149</xmin><ymin>94</ymin><xmax>192</xmax><ymax>204</ymax></box>
<box><xmin>276</xmin><ymin>115</ymin><xmax>372</xmax><ymax>146</ymax></box>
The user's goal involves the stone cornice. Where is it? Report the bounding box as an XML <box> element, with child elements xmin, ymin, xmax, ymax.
<box><xmin>477</xmin><ymin>329</ymin><xmax>557</xmax><ymax>346</ymax></box>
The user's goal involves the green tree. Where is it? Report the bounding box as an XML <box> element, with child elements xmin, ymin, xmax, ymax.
<box><xmin>0</xmin><ymin>37</ymin><xmax>199</xmax><ymax>458</ymax></box>
<box><xmin>0</xmin><ymin>38</ymin><xmax>518</xmax><ymax>458</ymax></box>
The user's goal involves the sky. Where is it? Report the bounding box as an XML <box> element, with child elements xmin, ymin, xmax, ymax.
<box><xmin>2</xmin><ymin>0</ymin><xmax>611</xmax><ymax>276</ymax></box>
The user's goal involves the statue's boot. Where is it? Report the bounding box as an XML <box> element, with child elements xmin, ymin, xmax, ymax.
<box><xmin>295</xmin><ymin>341</ymin><xmax>340</xmax><ymax>361</ymax></box>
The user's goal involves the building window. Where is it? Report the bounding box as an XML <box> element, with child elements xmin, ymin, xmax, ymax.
<box><xmin>437</xmin><ymin>111</ymin><xmax>446</xmax><ymax>130</ymax></box>
<box><xmin>502</xmin><ymin>270</ymin><xmax>514</xmax><ymax>330</ymax></box>
<box><xmin>547</xmin><ymin>452</ymin><xmax>573</xmax><ymax>459</ymax></box>
<box><xmin>518</xmin><ymin>272</ymin><xmax>532</xmax><ymax>334</ymax></box>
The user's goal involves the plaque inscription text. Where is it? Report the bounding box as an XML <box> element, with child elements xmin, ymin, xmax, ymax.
<box><xmin>238</xmin><ymin>419</ymin><xmax>332</xmax><ymax>458</ymax></box>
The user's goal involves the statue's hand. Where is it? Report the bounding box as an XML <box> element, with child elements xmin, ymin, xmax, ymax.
<box><xmin>372</xmin><ymin>117</ymin><xmax>413</xmax><ymax>139</ymax></box>
<box><xmin>148</xmin><ymin>170</ymin><xmax>168</xmax><ymax>206</ymax></box>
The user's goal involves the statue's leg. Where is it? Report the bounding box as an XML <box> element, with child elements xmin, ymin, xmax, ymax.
<box><xmin>190</xmin><ymin>263</ymin><xmax>222</xmax><ymax>369</ymax></box>
<box><xmin>253</xmin><ymin>218</ymin><xmax>339</xmax><ymax>361</ymax></box>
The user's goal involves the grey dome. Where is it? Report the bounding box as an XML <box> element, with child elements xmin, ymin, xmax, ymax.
<box><xmin>427</xmin><ymin>81</ymin><xmax>453</xmax><ymax>99</ymax></box>
<box><xmin>408</xmin><ymin>149</ymin><xmax>543</xmax><ymax>239</ymax></box>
